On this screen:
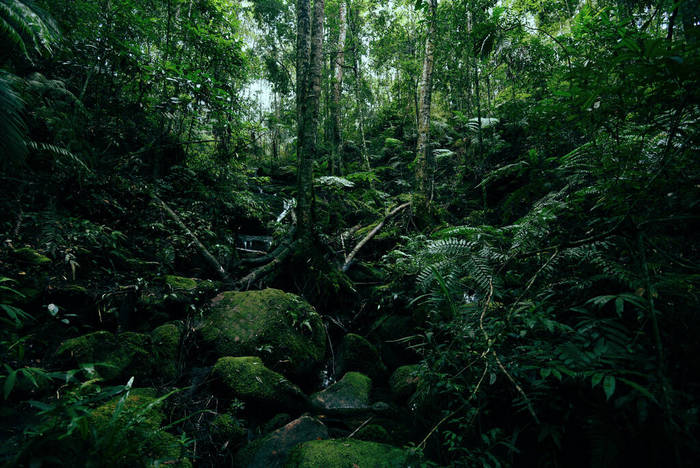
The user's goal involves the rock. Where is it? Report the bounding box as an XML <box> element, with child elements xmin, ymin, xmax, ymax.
<box><xmin>285</xmin><ymin>439</ymin><xmax>410</xmax><ymax>467</ymax></box>
<box><xmin>311</xmin><ymin>372</ymin><xmax>371</xmax><ymax>415</ymax></box>
<box><xmin>262</xmin><ymin>413</ymin><xmax>293</xmax><ymax>434</ymax></box>
<box><xmin>150</xmin><ymin>323</ymin><xmax>182</xmax><ymax>380</ymax></box>
<box><xmin>389</xmin><ymin>365</ymin><xmax>420</xmax><ymax>401</ymax></box>
<box><xmin>57</xmin><ymin>331</ymin><xmax>150</xmax><ymax>381</ymax></box>
<box><xmin>164</xmin><ymin>275</ymin><xmax>198</xmax><ymax>291</ymax></box>
<box><xmin>57</xmin><ymin>328</ymin><xmax>180</xmax><ymax>382</ymax></box>
<box><xmin>211</xmin><ymin>356</ymin><xmax>309</xmax><ymax>413</ymax></box>
<box><xmin>336</xmin><ymin>333</ymin><xmax>387</xmax><ymax>380</ymax></box>
<box><xmin>354</xmin><ymin>424</ymin><xmax>392</xmax><ymax>444</ymax></box>
<box><xmin>235</xmin><ymin>416</ymin><xmax>328</xmax><ymax>468</ymax></box>
<box><xmin>199</xmin><ymin>289</ymin><xmax>326</xmax><ymax>379</ymax></box>
<box><xmin>88</xmin><ymin>388</ymin><xmax>192</xmax><ymax>467</ymax></box>
<box><xmin>210</xmin><ymin>413</ymin><xmax>247</xmax><ymax>444</ymax></box>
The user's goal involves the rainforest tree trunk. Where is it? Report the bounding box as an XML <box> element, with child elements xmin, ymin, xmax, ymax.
<box><xmin>331</xmin><ymin>0</ymin><xmax>347</xmax><ymax>175</ymax></box>
<box><xmin>414</xmin><ymin>0</ymin><xmax>437</xmax><ymax>204</ymax></box>
<box><xmin>296</xmin><ymin>0</ymin><xmax>325</xmax><ymax>241</ymax></box>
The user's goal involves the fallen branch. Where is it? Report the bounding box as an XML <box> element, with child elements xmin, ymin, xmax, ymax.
<box><xmin>151</xmin><ymin>193</ymin><xmax>231</xmax><ymax>282</ymax></box>
<box><xmin>235</xmin><ymin>240</ymin><xmax>298</xmax><ymax>290</ymax></box>
<box><xmin>341</xmin><ymin>202</ymin><xmax>411</xmax><ymax>272</ymax></box>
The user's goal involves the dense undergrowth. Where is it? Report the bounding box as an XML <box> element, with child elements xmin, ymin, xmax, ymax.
<box><xmin>2</xmin><ymin>0</ymin><xmax>700</xmax><ymax>467</ymax></box>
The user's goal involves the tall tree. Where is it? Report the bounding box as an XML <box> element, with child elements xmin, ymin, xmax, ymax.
<box><xmin>330</xmin><ymin>0</ymin><xmax>347</xmax><ymax>174</ymax></box>
<box><xmin>414</xmin><ymin>0</ymin><xmax>437</xmax><ymax>203</ymax></box>
<box><xmin>296</xmin><ymin>0</ymin><xmax>325</xmax><ymax>241</ymax></box>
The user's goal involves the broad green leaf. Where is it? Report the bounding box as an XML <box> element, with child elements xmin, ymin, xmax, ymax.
<box><xmin>603</xmin><ymin>375</ymin><xmax>616</xmax><ymax>400</ymax></box>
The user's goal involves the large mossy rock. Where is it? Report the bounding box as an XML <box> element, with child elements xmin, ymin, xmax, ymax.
<box><xmin>57</xmin><ymin>326</ymin><xmax>181</xmax><ymax>383</ymax></box>
<box><xmin>284</xmin><ymin>439</ymin><xmax>410</xmax><ymax>467</ymax></box>
<box><xmin>211</xmin><ymin>356</ymin><xmax>309</xmax><ymax>413</ymax></box>
<box><xmin>235</xmin><ymin>416</ymin><xmax>328</xmax><ymax>468</ymax></box>
<box><xmin>311</xmin><ymin>372</ymin><xmax>371</xmax><ymax>415</ymax></box>
<box><xmin>87</xmin><ymin>388</ymin><xmax>191</xmax><ymax>467</ymax></box>
<box><xmin>389</xmin><ymin>364</ymin><xmax>420</xmax><ymax>401</ymax></box>
<box><xmin>57</xmin><ymin>331</ymin><xmax>150</xmax><ymax>381</ymax></box>
<box><xmin>199</xmin><ymin>289</ymin><xmax>326</xmax><ymax>378</ymax></box>
<box><xmin>336</xmin><ymin>333</ymin><xmax>387</xmax><ymax>380</ymax></box>
<box><xmin>150</xmin><ymin>323</ymin><xmax>182</xmax><ymax>380</ymax></box>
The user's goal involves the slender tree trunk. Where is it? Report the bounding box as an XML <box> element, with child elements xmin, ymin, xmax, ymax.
<box><xmin>296</xmin><ymin>0</ymin><xmax>325</xmax><ymax>241</ymax></box>
<box><xmin>331</xmin><ymin>0</ymin><xmax>348</xmax><ymax>175</ymax></box>
<box><xmin>414</xmin><ymin>0</ymin><xmax>437</xmax><ymax>203</ymax></box>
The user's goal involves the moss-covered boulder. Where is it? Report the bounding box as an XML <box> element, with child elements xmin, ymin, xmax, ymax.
<box><xmin>311</xmin><ymin>372</ymin><xmax>371</xmax><ymax>415</ymax></box>
<box><xmin>211</xmin><ymin>356</ymin><xmax>309</xmax><ymax>413</ymax></box>
<box><xmin>57</xmin><ymin>331</ymin><xmax>150</xmax><ymax>381</ymax></box>
<box><xmin>164</xmin><ymin>275</ymin><xmax>198</xmax><ymax>291</ymax></box>
<box><xmin>354</xmin><ymin>424</ymin><xmax>392</xmax><ymax>444</ymax></box>
<box><xmin>210</xmin><ymin>413</ymin><xmax>247</xmax><ymax>444</ymax></box>
<box><xmin>284</xmin><ymin>439</ymin><xmax>410</xmax><ymax>467</ymax></box>
<box><xmin>389</xmin><ymin>364</ymin><xmax>420</xmax><ymax>401</ymax></box>
<box><xmin>235</xmin><ymin>416</ymin><xmax>328</xmax><ymax>468</ymax></box>
<box><xmin>57</xmin><ymin>328</ymin><xmax>179</xmax><ymax>383</ymax></box>
<box><xmin>150</xmin><ymin>323</ymin><xmax>182</xmax><ymax>380</ymax></box>
<box><xmin>336</xmin><ymin>333</ymin><xmax>387</xmax><ymax>380</ymax></box>
<box><xmin>262</xmin><ymin>413</ymin><xmax>293</xmax><ymax>434</ymax></box>
<box><xmin>88</xmin><ymin>388</ymin><xmax>191</xmax><ymax>467</ymax></box>
<box><xmin>199</xmin><ymin>289</ymin><xmax>326</xmax><ymax>378</ymax></box>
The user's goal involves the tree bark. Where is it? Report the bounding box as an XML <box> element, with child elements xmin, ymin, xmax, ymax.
<box><xmin>331</xmin><ymin>0</ymin><xmax>348</xmax><ymax>175</ymax></box>
<box><xmin>296</xmin><ymin>0</ymin><xmax>325</xmax><ymax>242</ymax></box>
<box><xmin>414</xmin><ymin>0</ymin><xmax>438</xmax><ymax>203</ymax></box>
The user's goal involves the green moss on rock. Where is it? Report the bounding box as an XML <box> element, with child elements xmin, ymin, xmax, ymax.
<box><xmin>389</xmin><ymin>365</ymin><xmax>420</xmax><ymax>401</ymax></box>
<box><xmin>337</xmin><ymin>333</ymin><xmax>386</xmax><ymax>380</ymax></box>
<box><xmin>199</xmin><ymin>289</ymin><xmax>326</xmax><ymax>378</ymax></box>
<box><xmin>164</xmin><ymin>275</ymin><xmax>198</xmax><ymax>291</ymax></box>
<box><xmin>151</xmin><ymin>323</ymin><xmax>181</xmax><ymax>380</ymax></box>
<box><xmin>88</xmin><ymin>388</ymin><xmax>191</xmax><ymax>467</ymax></box>
<box><xmin>57</xmin><ymin>329</ymin><xmax>177</xmax><ymax>382</ymax></box>
<box><xmin>284</xmin><ymin>439</ymin><xmax>409</xmax><ymax>467</ymax></box>
<box><xmin>311</xmin><ymin>372</ymin><xmax>371</xmax><ymax>415</ymax></box>
<box><xmin>211</xmin><ymin>356</ymin><xmax>309</xmax><ymax>412</ymax></box>
<box><xmin>354</xmin><ymin>424</ymin><xmax>391</xmax><ymax>444</ymax></box>
<box><xmin>210</xmin><ymin>413</ymin><xmax>247</xmax><ymax>443</ymax></box>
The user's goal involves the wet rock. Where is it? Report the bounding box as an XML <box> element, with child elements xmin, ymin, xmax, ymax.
<box><xmin>285</xmin><ymin>439</ymin><xmax>411</xmax><ymax>467</ymax></box>
<box><xmin>389</xmin><ymin>364</ymin><xmax>420</xmax><ymax>401</ymax></box>
<box><xmin>199</xmin><ymin>289</ymin><xmax>326</xmax><ymax>379</ymax></box>
<box><xmin>235</xmin><ymin>415</ymin><xmax>328</xmax><ymax>468</ymax></box>
<box><xmin>210</xmin><ymin>356</ymin><xmax>309</xmax><ymax>413</ymax></box>
<box><xmin>336</xmin><ymin>333</ymin><xmax>387</xmax><ymax>380</ymax></box>
<box><xmin>311</xmin><ymin>372</ymin><xmax>371</xmax><ymax>415</ymax></box>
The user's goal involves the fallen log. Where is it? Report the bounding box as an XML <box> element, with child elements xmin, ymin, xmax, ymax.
<box><xmin>150</xmin><ymin>193</ymin><xmax>232</xmax><ymax>282</ymax></box>
<box><xmin>341</xmin><ymin>202</ymin><xmax>411</xmax><ymax>272</ymax></box>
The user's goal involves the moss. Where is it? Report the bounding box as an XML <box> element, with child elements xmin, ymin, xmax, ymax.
<box><xmin>389</xmin><ymin>365</ymin><xmax>420</xmax><ymax>401</ymax></box>
<box><xmin>199</xmin><ymin>289</ymin><xmax>326</xmax><ymax>378</ymax></box>
<box><xmin>311</xmin><ymin>372</ymin><xmax>371</xmax><ymax>414</ymax></box>
<box><xmin>211</xmin><ymin>356</ymin><xmax>308</xmax><ymax>411</ymax></box>
<box><xmin>57</xmin><ymin>331</ymin><xmax>153</xmax><ymax>382</ymax></box>
<box><xmin>337</xmin><ymin>334</ymin><xmax>386</xmax><ymax>380</ymax></box>
<box><xmin>354</xmin><ymin>424</ymin><xmax>391</xmax><ymax>444</ymax></box>
<box><xmin>210</xmin><ymin>414</ymin><xmax>246</xmax><ymax>443</ymax></box>
<box><xmin>262</xmin><ymin>413</ymin><xmax>292</xmax><ymax>433</ymax></box>
<box><xmin>164</xmin><ymin>275</ymin><xmax>198</xmax><ymax>291</ymax></box>
<box><xmin>88</xmin><ymin>389</ymin><xmax>191</xmax><ymax>467</ymax></box>
<box><xmin>11</xmin><ymin>247</ymin><xmax>51</xmax><ymax>265</ymax></box>
<box><xmin>151</xmin><ymin>323</ymin><xmax>181</xmax><ymax>380</ymax></box>
<box><xmin>284</xmin><ymin>439</ymin><xmax>409</xmax><ymax>467</ymax></box>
